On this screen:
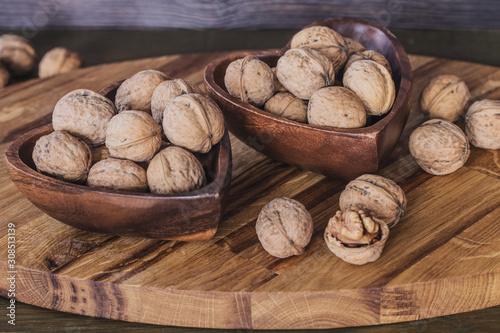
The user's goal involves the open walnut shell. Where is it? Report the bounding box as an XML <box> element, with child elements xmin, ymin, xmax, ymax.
<box><xmin>324</xmin><ymin>209</ymin><xmax>389</xmax><ymax>265</ymax></box>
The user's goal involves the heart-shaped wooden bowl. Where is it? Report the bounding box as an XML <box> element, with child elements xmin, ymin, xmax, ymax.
<box><xmin>205</xmin><ymin>17</ymin><xmax>412</xmax><ymax>180</ymax></box>
<box><xmin>4</xmin><ymin>80</ymin><xmax>232</xmax><ymax>241</ymax></box>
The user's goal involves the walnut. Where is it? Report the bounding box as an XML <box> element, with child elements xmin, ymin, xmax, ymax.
<box><xmin>324</xmin><ymin>209</ymin><xmax>389</xmax><ymax>265</ymax></box>
<box><xmin>0</xmin><ymin>34</ymin><xmax>37</xmax><ymax>76</ymax></box>
<box><xmin>290</xmin><ymin>26</ymin><xmax>348</xmax><ymax>73</ymax></box>
<box><xmin>32</xmin><ymin>130</ymin><xmax>91</xmax><ymax>183</ymax></box>
<box><xmin>339</xmin><ymin>174</ymin><xmax>406</xmax><ymax>228</ymax></box>
<box><xmin>409</xmin><ymin>119</ymin><xmax>470</xmax><ymax>175</ymax></box>
<box><xmin>163</xmin><ymin>93</ymin><xmax>225</xmax><ymax>153</ymax></box>
<box><xmin>344</xmin><ymin>50</ymin><xmax>391</xmax><ymax>74</ymax></box>
<box><xmin>0</xmin><ymin>63</ymin><xmax>9</xmax><ymax>88</ymax></box>
<box><xmin>147</xmin><ymin>146</ymin><xmax>206</xmax><ymax>195</ymax></box>
<box><xmin>264</xmin><ymin>92</ymin><xmax>307</xmax><ymax>123</ymax></box>
<box><xmin>276</xmin><ymin>48</ymin><xmax>334</xmax><ymax>100</ymax></box>
<box><xmin>343</xmin><ymin>60</ymin><xmax>395</xmax><ymax>116</ymax></box>
<box><xmin>90</xmin><ymin>145</ymin><xmax>111</xmax><ymax>165</ymax></box>
<box><xmin>115</xmin><ymin>70</ymin><xmax>170</xmax><ymax>113</ymax></box>
<box><xmin>87</xmin><ymin>158</ymin><xmax>147</xmax><ymax>192</ymax></box>
<box><xmin>151</xmin><ymin>78</ymin><xmax>202</xmax><ymax>124</ymax></box>
<box><xmin>224</xmin><ymin>55</ymin><xmax>274</xmax><ymax>107</ymax></box>
<box><xmin>52</xmin><ymin>89</ymin><xmax>116</xmax><ymax>146</ymax></box>
<box><xmin>38</xmin><ymin>47</ymin><xmax>83</xmax><ymax>78</ymax></box>
<box><xmin>271</xmin><ymin>67</ymin><xmax>287</xmax><ymax>93</ymax></box>
<box><xmin>465</xmin><ymin>99</ymin><xmax>500</xmax><ymax>150</ymax></box>
<box><xmin>256</xmin><ymin>197</ymin><xmax>313</xmax><ymax>258</ymax></box>
<box><xmin>344</xmin><ymin>37</ymin><xmax>366</xmax><ymax>57</ymax></box>
<box><xmin>308</xmin><ymin>86</ymin><xmax>366</xmax><ymax>128</ymax></box>
<box><xmin>420</xmin><ymin>75</ymin><xmax>470</xmax><ymax>122</ymax></box>
<box><xmin>105</xmin><ymin>110</ymin><xmax>162</xmax><ymax>162</ymax></box>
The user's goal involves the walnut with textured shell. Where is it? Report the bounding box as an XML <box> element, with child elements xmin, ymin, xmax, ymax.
<box><xmin>465</xmin><ymin>99</ymin><xmax>500</xmax><ymax>150</ymax></box>
<box><xmin>0</xmin><ymin>34</ymin><xmax>37</xmax><ymax>76</ymax></box>
<box><xmin>344</xmin><ymin>50</ymin><xmax>391</xmax><ymax>74</ymax></box>
<box><xmin>87</xmin><ymin>158</ymin><xmax>148</xmax><ymax>192</ymax></box>
<box><xmin>39</xmin><ymin>47</ymin><xmax>83</xmax><ymax>78</ymax></box>
<box><xmin>264</xmin><ymin>92</ymin><xmax>307</xmax><ymax>123</ymax></box>
<box><xmin>344</xmin><ymin>37</ymin><xmax>366</xmax><ymax>57</ymax></box>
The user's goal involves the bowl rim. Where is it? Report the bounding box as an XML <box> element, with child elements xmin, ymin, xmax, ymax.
<box><xmin>5</xmin><ymin>83</ymin><xmax>232</xmax><ymax>201</ymax></box>
<box><xmin>204</xmin><ymin>17</ymin><xmax>412</xmax><ymax>137</ymax></box>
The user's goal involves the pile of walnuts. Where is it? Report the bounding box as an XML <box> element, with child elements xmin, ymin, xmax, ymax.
<box><xmin>224</xmin><ymin>25</ymin><xmax>396</xmax><ymax>129</ymax></box>
<box><xmin>410</xmin><ymin>75</ymin><xmax>500</xmax><ymax>176</ymax></box>
<box><xmin>32</xmin><ymin>69</ymin><xmax>225</xmax><ymax>195</ymax></box>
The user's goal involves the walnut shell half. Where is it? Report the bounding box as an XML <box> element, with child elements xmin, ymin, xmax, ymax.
<box><xmin>325</xmin><ymin>209</ymin><xmax>389</xmax><ymax>265</ymax></box>
<box><xmin>339</xmin><ymin>174</ymin><xmax>406</xmax><ymax>228</ymax></box>
<box><xmin>87</xmin><ymin>158</ymin><xmax>148</xmax><ymax>192</ymax></box>
<box><xmin>163</xmin><ymin>93</ymin><xmax>225</xmax><ymax>153</ymax></box>
<box><xmin>39</xmin><ymin>47</ymin><xmax>83</xmax><ymax>78</ymax></box>
<box><xmin>256</xmin><ymin>197</ymin><xmax>313</xmax><ymax>258</ymax></box>
<box><xmin>465</xmin><ymin>99</ymin><xmax>500</xmax><ymax>150</ymax></box>
<box><xmin>409</xmin><ymin>119</ymin><xmax>470</xmax><ymax>175</ymax></box>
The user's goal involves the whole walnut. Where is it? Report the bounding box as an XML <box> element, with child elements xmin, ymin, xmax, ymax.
<box><xmin>256</xmin><ymin>197</ymin><xmax>313</xmax><ymax>258</ymax></box>
<box><xmin>324</xmin><ymin>209</ymin><xmax>389</xmax><ymax>265</ymax></box>
<box><xmin>151</xmin><ymin>78</ymin><xmax>202</xmax><ymax>124</ymax></box>
<box><xmin>163</xmin><ymin>93</ymin><xmax>225</xmax><ymax>153</ymax></box>
<box><xmin>420</xmin><ymin>75</ymin><xmax>470</xmax><ymax>122</ymax></box>
<box><xmin>38</xmin><ymin>47</ymin><xmax>83</xmax><ymax>78</ymax></box>
<box><xmin>90</xmin><ymin>145</ymin><xmax>111</xmax><ymax>165</ymax></box>
<box><xmin>343</xmin><ymin>60</ymin><xmax>395</xmax><ymax>116</ymax></box>
<box><xmin>409</xmin><ymin>119</ymin><xmax>470</xmax><ymax>175</ymax></box>
<box><xmin>465</xmin><ymin>99</ymin><xmax>500</xmax><ymax>149</ymax></box>
<box><xmin>290</xmin><ymin>26</ymin><xmax>348</xmax><ymax>73</ymax></box>
<box><xmin>0</xmin><ymin>34</ymin><xmax>37</xmax><ymax>76</ymax></box>
<box><xmin>339</xmin><ymin>174</ymin><xmax>406</xmax><ymax>228</ymax></box>
<box><xmin>147</xmin><ymin>146</ymin><xmax>206</xmax><ymax>195</ymax></box>
<box><xmin>224</xmin><ymin>55</ymin><xmax>274</xmax><ymax>107</ymax></box>
<box><xmin>87</xmin><ymin>158</ymin><xmax>148</xmax><ymax>192</ymax></box>
<box><xmin>344</xmin><ymin>50</ymin><xmax>391</xmax><ymax>74</ymax></box>
<box><xmin>115</xmin><ymin>69</ymin><xmax>170</xmax><ymax>113</ymax></box>
<box><xmin>276</xmin><ymin>48</ymin><xmax>335</xmax><ymax>100</ymax></box>
<box><xmin>308</xmin><ymin>86</ymin><xmax>366</xmax><ymax>128</ymax></box>
<box><xmin>0</xmin><ymin>63</ymin><xmax>9</xmax><ymax>88</ymax></box>
<box><xmin>344</xmin><ymin>37</ymin><xmax>366</xmax><ymax>57</ymax></box>
<box><xmin>264</xmin><ymin>92</ymin><xmax>307</xmax><ymax>123</ymax></box>
<box><xmin>271</xmin><ymin>67</ymin><xmax>287</xmax><ymax>93</ymax></box>
<box><xmin>32</xmin><ymin>130</ymin><xmax>91</xmax><ymax>183</ymax></box>
<box><xmin>52</xmin><ymin>89</ymin><xmax>116</xmax><ymax>146</ymax></box>
<box><xmin>105</xmin><ymin>110</ymin><xmax>162</xmax><ymax>162</ymax></box>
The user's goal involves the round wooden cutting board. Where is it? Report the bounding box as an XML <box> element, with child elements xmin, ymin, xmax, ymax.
<box><xmin>0</xmin><ymin>51</ymin><xmax>499</xmax><ymax>329</ymax></box>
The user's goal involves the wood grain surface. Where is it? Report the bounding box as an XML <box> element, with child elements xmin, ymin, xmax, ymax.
<box><xmin>1</xmin><ymin>0</ymin><xmax>500</xmax><ymax>30</ymax></box>
<box><xmin>1</xmin><ymin>51</ymin><xmax>500</xmax><ymax>329</ymax></box>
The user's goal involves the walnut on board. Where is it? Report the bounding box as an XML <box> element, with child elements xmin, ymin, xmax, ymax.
<box><xmin>308</xmin><ymin>86</ymin><xmax>366</xmax><ymax>128</ymax></box>
<box><xmin>32</xmin><ymin>130</ymin><xmax>91</xmax><ymax>183</ymax></box>
<box><xmin>343</xmin><ymin>37</ymin><xmax>366</xmax><ymax>57</ymax></box>
<box><xmin>151</xmin><ymin>78</ymin><xmax>203</xmax><ymax>124</ymax></box>
<box><xmin>344</xmin><ymin>50</ymin><xmax>391</xmax><ymax>74</ymax></box>
<box><xmin>0</xmin><ymin>34</ymin><xmax>37</xmax><ymax>76</ymax></box>
<box><xmin>87</xmin><ymin>158</ymin><xmax>148</xmax><ymax>192</ymax></box>
<box><xmin>409</xmin><ymin>119</ymin><xmax>470</xmax><ymax>175</ymax></box>
<box><xmin>38</xmin><ymin>47</ymin><xmax>83</xmax><ymax>79</ymax></box>
<box><xmin>52</xmin><ymin>89</ymin><xmax>116</xmax><ymax>146</ymax></box>
<box><xmin>163</xmin><ymin>93</ymin><xmax>225</xmax><ymax>153</ymax></box>
<box><xmin>276</xmin><ymin>48</ymin><xmax>335</xmax><ymax>100</ymax></box>
<box><xmin>256</xmin><ymin>197</ymin><xmax>313</xmax><ymax>258</ymax></box>
<box><xmin>324</xmin><ymin>209</ymin><xmax>389</xmax><ymax>265</ymax></box>
<box><xmin>420</xmin><ymin>74</ymin><xmax>471</xmax><ymax>122</ymax></box>
<box><xmin>105</xmin><ymin>110</ymin><xmax>162</xmax><ymax>162</ymax></box>
<box><xmin>290</xmin><ymin>25</ymin><xmax>348</xmax><ymax>73</ymax></box>
<box><xmin>0</xmin><ymin>63</ymin><xmax>9</xmax><ymax>88</ymax></box>
<box><xmin>343</xmin><ymin>60</ymin><xmax>395</xmax><ymax>116</ymax></box>
<box><xmin>224</xmin><ymin>55</ymin><xmax>274</xmax><ymax>107</ymax></box>
<box><xmin>465</xmin><ymin>99</ymin><xmax>500</xmax><ymax>150</ymax></box>
<box><xmin>147</xmin><ymin>146</ymin><xmax>206</xmax><ymax>195</ymax></box>
<box><xmin>115</xmin><ymin>69</ymin><xmax>170</xmax><ymax>113</ymax></box>
<box><xmin>339</xmin><ymin>174</ymin><xmax>406</xmax><ymax>228</ymax></box>
<box><xmin>264</xmin><ymin>92</ymin><xmax>307</xmax><ymax>123</ymax></box>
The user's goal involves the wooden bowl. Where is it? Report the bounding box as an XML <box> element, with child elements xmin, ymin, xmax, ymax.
<box><xmin>4</xmin><ymin>81</ymin><xmax>232</xmax><ymax>241</ymax></box>
<box><xmin>205</xmin><ymin>17</ymin><xmax>412</xmax><ymax>180</ymax></box>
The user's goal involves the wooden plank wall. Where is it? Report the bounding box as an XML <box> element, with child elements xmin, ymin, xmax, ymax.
<box><xmin>0</xmin><ymin>0</ymin><xmax>498</xmax><ymax>31</ymax></box>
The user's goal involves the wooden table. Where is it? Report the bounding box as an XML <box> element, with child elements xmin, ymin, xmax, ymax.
<box><xmin>1</xmin><ymin>29</ymin><xmax>500</xmax><ymax>332</ymax></box>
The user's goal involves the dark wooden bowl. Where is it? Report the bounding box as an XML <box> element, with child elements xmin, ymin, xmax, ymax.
<box><xmin>4</xmin><ymin>81</ymin><xmax>232</xmax><ymax>241</ymax></box>
<box><xmin>204</xmin><ymin>17</ymin><xmax>412</xmax><ymax>180</ymax></box>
